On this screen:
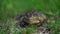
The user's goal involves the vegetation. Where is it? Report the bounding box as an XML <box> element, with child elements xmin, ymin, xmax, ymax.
<box><xmin>0</xmin><ymin>0</ymin><xmax>60</xmax><ymax>34</ymax></box>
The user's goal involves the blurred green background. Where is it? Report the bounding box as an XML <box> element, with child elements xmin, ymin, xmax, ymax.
<box><xmin>0</xmin><ymin>0</ymin><xmax>60</xmax><ymax>34</ymax></box>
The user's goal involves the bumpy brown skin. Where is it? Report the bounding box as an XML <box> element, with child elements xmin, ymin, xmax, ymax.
<box><xmin>14</xmin><ymin>10</ymin><xmax>47</xmax><ymax>28</ymax></box>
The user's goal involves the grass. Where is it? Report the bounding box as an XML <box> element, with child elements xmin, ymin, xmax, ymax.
<box><xmin>0</xmin><ymin>0</ymin><xmax>60</xmax><ymax>34</ymax></box>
